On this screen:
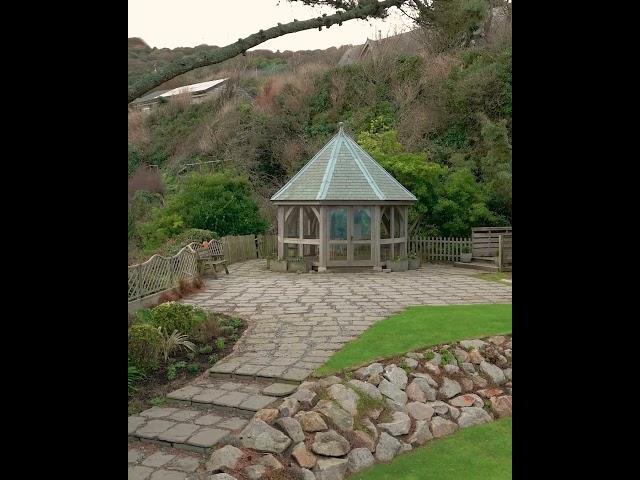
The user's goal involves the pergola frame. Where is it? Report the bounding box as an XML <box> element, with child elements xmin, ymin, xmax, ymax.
<box><xmin>275</xmin><ymin>200</ymin><xmax>411</xmax><ymax>271</ymax></box>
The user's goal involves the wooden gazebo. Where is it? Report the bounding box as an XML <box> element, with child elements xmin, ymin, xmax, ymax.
<box><xmin>271</xmin><ymin>123</ymin><xmax>417</xmax><ymax>271</ymax></box>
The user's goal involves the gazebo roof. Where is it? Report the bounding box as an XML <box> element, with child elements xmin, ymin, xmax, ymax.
<box><xmin>271</xmin><ymin>124</ymin><xmax>417</xmax><ymax>202</ymax></box>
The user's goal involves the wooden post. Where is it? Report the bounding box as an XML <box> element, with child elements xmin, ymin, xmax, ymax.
<box><xmin>373</xmin><ymin>205</ymin><xmax>381</xmax><ymax>271</ymax></box>
<box><xmin>404</xmin><ymin>206</ymin><xmax>409</xmax><ymax>260</ymax></box>
<box><xmin>318</xmin><ymin>206</ymin><xmax>327</xmax><ymax>272</ymax></box>
<box><xmin>498</xmin><ymin>234</ymin><xmax>503</xmax><ymax>272</ymax></box>
<box><xmin>299</xmin><ymin>207</ymin><xmax>304</xmax><ymax>258</ymax></box>
<box><xmin>136</xmin><ymin>264</ymin><xmax>142</xmax><ymax>301</ymax></box>
<box><xmin>277</xmin><ymin>206</ymin><xmax>284</xmax><ymax>259</ymax></box>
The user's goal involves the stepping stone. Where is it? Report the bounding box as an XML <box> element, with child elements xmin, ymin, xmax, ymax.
<box><xmin>216</xmin><ymin>391</ymin><xmax>250</xmax><ymax>407</ymax></box>
<box><xmin>194</xmin><ymin>414</ymin><xmax>223</xmax><ymax>426</ymax></box>
<box><xmin>167</xmin><ymin>386</ymin><xmax>202</xmax><ymax>401</ymax></box>
<box><xmin>129</xmin><ymin>416</ymin><xmax>147</xmax><ymax>435</ymax></box>
<box><xmin>235</xmin><ymin>364</ymin><xmax>264</xmax><ymax>375</ymax></box>
<box><xmin>281</xmin><ymin>368</ymin><xmax>312</xmax><ymax>382</ymax></box>
<box><xmin>139</xmin><ymin>407</ymin><xmax>179</xmax><ymax>419</ymax></box>
<box><xmin>158</xmin><ymin>423</ymin><xmax>201</xmax><ymax>443</ymax></box>
<box><xmin>168</xmin><ymin>410</ymin><xmax>200</xmax><ymax>422</ymax></box>
<box><xmin>128</xmin><ymin>449</ymin><xmax>144</xmax><ymax>464</ymax></box>
<box><xmin>142</xmin><ymin>452</ymin><xmax>176</xmax><ymax>468</ymax></box>
<box><xmin>135</xmin><ymin>420</ymin><xmax>176</xmax><ymax>439</ymax></box>
<box><xmin>167</xmin><ymin>456</ymin><xmax>200</xmax><ymax>473</ymax></box>
<box><xmin>217</xmin><ymin>417</ymin><xmax>249</xmax><ymax>430</ymax></box>
<box><xmin>239</xmin><ymin>395</ymin><xmax>277</xmax><ymax>411</ymax></box>
<box><xmin>256</xmin><ymin>366</ymin><xmax>288</xmax><ymax>378</ymax></box>
<box><xmin>219</xmin><ymin>382</ymin><xmax>242</xmax><ymax>391</ymax></box>
<box><xmin>262</xmin><ymin>383</ymin><xmax>298</xmax><ymax>397</ymax></box>
<box><xmin>149</xmin><ymin>470</ymin><xmax>186</xmax><ymax>480</ymax></box>
<box><xmin>208</xmin><ymin>363</ymin><xmax>238</xmax><ymax>374</ymax></box>
<box><xmin>187</xmin><ymin>428</ymin><xmax>229</xmax><ymax>448</ymax></box>
<box><xmin>128</xmin><ymin>465</ymin><xmax>154</xmax><ymax>480</ymax></box>
<box><xmin>192</xmin><ymin>389</ymin><xmax>225</xmax><ymax>404</ymax></box>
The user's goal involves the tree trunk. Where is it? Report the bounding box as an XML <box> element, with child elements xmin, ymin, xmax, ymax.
<box><xmin>128</xmin><ymin>0</ymin><xmax>406</xmax><ymax>104</ymax></box>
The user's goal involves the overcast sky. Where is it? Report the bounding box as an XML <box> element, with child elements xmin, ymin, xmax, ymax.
<box><xmin>128</xmin><ymin>0</ymin><xmax>411</xmax><ymax>51</ymax></box>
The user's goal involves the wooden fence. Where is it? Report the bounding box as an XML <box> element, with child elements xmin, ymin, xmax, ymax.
<box><xmin>472</xmin><ymin>226</ymin><xmax>512</xmax><ymax>258</ymax></box>
<box><xmin>128</xmin><ymin>234</ymin><xmax>278</xmax><ymax>303</ymax></box>
<box><xmin>409</xmin><ymin>237</ymin><xmax>472</xmax><ymax>262</ymax></box>
<box><xmin>498</xmin><ymin>234</ymin><xmax>512</xmax><ymax>272</ymax></box>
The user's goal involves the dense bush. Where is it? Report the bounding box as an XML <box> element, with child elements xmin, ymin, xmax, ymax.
<box><xmin>128</xmin><ymin>323</ymin><xmax>163</xmax><ymax>373</ymax></box>
<box><xmin>148</xmin><ymin>302</ymin><xmax>205</xmax><ymax>336</ymax></box>
<box><xmin>137</xmin><ymin>173</ymin><xmax>267</xmax><ymax>252</ymax></box>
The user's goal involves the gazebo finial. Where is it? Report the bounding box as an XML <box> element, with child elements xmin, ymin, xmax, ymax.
<box><xmin>338</xmin><ymin>122</ymin><xmax>344</xmax><ymax>133</ymax></box>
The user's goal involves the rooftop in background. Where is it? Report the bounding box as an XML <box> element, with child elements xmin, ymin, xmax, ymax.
<box><xmin>159</xmin><ymin>78</ymin><xmax>228</xmax><ymax>98</ymax></box>
<box><xmin>271</xmin><ymin>123</ymin><xmax>416</xmax><ymax>203</ymax></box>
<box><xmin>130</xmin><ymin>78</ymin><xmax>229</xmax><ymax>108</ymax></box>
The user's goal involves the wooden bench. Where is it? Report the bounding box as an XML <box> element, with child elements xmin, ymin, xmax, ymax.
<box><xmin>194</xmin><ymin>239</ymin><xmax>229</xmax><ymax>279</ymax></box>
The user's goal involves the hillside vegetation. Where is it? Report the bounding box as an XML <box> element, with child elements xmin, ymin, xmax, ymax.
<box><xmin>128</xmin><ymin>4</ymin><xmax>511</xmax><ymax>264</ymax></box>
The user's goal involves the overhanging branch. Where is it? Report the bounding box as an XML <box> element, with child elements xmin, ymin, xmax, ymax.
<box><xmin>128</xmin><ymin>0</ymin><xmax>407</xmax><ymax>104</ymax></box>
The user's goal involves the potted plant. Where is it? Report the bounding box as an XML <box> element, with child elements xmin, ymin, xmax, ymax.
<box><xmin>388</xmin><ymin>255</ymin><xmax>409</xmax><ymax>272</ymax></box>
<box><xmin>265</xmin><ymin>253</ymin><xmax>276</xmax><ymax>269</ymax></box>
<box><xmin>460</xmin><ymin>245</ymin><xmax>472</xmax><ymax>263</ymax></box>
<box><xmin>288</xmin><ymin>257</ymin><xmax>308</xmax><ymax>273</ymax></box>
<box><xmin>270</xmin><ymin>256</ymin><xmax>288</xmax><ymax>272</ymax></box>
<box><xmin>408</xmin><ymin>252</ymin><xmax>421</xmax><ymax>270</ymax></box>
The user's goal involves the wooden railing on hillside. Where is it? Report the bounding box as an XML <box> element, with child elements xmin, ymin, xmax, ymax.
<box><xmin>128</xmin><ymin>234</ymin><xmax>278</xmax><ymax>303</ymax></box>
<box><xmin>409</xmin><ymin>237</ymin><xmax>472</xmax><ymax>262</ymax></box>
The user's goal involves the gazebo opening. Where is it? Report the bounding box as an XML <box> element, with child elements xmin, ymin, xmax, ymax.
<box><xmin>271</xmin><ymin>123</ymin><xmax>417</xmax><ymax>271</ymax></box>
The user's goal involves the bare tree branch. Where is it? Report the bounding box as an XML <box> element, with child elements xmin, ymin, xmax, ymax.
<box><xmin>128</xmin><ymin>0</ymin><xmax>407</xmax><ymax>104</ymax></box>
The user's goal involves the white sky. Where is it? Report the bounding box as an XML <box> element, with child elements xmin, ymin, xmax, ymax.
<box><xmin>128</xmin><ymin>0</ymin><xmax>411</xmax><ymax>51</ymax></box>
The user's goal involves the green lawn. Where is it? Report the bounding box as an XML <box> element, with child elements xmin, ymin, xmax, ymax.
<box><xmin>315</xmin><ymin>304</ymin><xmax>512</xmax><ymax>376</ymax></box>
<box><xmin>352</xmin><ymin>417</ymin><xmax>512</xmax><ymax>480</ymax></box>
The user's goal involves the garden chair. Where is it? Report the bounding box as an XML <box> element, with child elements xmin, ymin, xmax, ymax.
<box><xmin>196</xmin><ymin>239</ymin><xmax>229</xmax><ymax>279</ymax></box>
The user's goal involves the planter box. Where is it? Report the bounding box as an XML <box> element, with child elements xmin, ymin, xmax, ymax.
<box><xmin>460</xmin><ymin>253</ymin><xmax>472</xmax><ymax>263</ymax></box>
<box><xmin>270</xmin><ymin>259</ymin><xmax>288</xmax><ymax>272</ymax></box>
<box><xmin>408</xmin><ymin>257</ymin><xmax>421</xmax><ymax>270</ymax></box>
<box><xmin>388</xmin><ymin>259</ymin><xmax>409</xmax><ymax>272</ymax></box>
<box><xmin>288</xmin><ymin>261</ymin><xmax>308</xmax><ymax>273</ymax></box>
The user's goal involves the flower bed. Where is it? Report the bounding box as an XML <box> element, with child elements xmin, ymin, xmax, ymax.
<box><xmin>128</xmin><ymin>302</ymin><xmax>246</xmax><ymax>415</ymax></box>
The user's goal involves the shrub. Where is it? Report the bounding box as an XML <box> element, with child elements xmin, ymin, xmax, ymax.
<box><xmin>215</xmin><ymin>337</ymin><xmax>226</xmax><ymax>351</ymax></box>
<box><xmin>149</xmin><ymin>302</ymin><xmax>202</xmax><ymax>336</ymax></box>
<box><xmin>158</xmin><ymin>289</ymin><xmax>182</xmax><ymax>303</ymax></box>
<box><xmin>191</xmin><ymin>316</ymin><xmax>221</xmax><ymax>344</ymax></box>
<box><xmin>128</xmin><ymin>324</ymin><xmax>163</xmax><ymax>373</ymax></box>
<box><xmin>158</xmin><ymin>327</ymin><xmax>196</xmax><ymax>362</ymax></box>
<box><xmin>128</xmin><ymin>164</ymin><xmax>165</xmax><ymax>201</ymax></box>
<box><xmin>128</xmin><ymin>362</ymin><xmax>144</xmax><ymax>392</ymax></box>
<box><xmin>187</xmin><ymin>363</ymin><xmax>200</xmax><ymax>375</ymax></box>
<box><xmin>147</xmin><ymin>172</ymin><xmax>268</xmax><ymax>238</ymax></box>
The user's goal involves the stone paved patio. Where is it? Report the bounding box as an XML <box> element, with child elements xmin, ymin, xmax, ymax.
<box><xmin>181</xmin><ymin>260</ymin><xmax>512</xmax><ymax>382</ymax></box>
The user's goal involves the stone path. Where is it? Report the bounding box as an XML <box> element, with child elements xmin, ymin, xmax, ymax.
<box><xmin>182</xmin><ymin>260</ymin><xmax>512</xmax><ymax>381</ymax></box>
<box><xmin>129</xmin><ymin>261</ymin><xmax>512</xmax><ymax>479</ymax></box>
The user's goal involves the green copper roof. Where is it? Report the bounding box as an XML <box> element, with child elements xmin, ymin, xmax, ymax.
<box><xmin>271</xmin><ymin>124</ymin><xmax>417</xmax><ymax>202</ymax></box>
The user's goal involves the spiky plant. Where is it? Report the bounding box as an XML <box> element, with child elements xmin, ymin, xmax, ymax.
<box><xmin>128</xmin><ymin>362</ymin><xmax>144</xmax><ymax>393</ymax></box>
<box><xmin>158</xmin><ymin>327</ymin><xmax>196</xmax><ymax>362</ymax></box>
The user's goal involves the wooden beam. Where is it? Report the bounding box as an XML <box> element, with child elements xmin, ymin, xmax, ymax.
<box><xmin>277</xmin><ymin>206</ymin><xmax>284</xmax><ymax>259</ymax></box>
